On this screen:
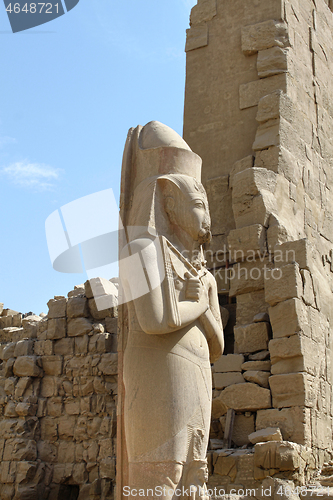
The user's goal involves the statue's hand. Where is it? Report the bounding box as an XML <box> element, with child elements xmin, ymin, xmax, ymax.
<box><xmin>185</xmin><ymin>273</ymin><xmax>207</xmax><ymax>303</ymax></box>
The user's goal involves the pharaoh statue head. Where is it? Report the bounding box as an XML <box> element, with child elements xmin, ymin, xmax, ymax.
<box><xmin>120</xmin><ymin>121</ymin><xmax>212</xmax><ymax>251</ymax></box>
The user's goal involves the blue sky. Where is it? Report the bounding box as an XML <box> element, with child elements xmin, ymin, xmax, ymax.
<box><xmin>0</xmin><ymin>0</ymin><xmax>197</xmax><ymax>314</ymax></box>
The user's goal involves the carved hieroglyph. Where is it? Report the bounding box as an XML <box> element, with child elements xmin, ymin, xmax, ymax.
<box><xmin>118</xmin><ymin>121</ymin><xmax>224</xmax><ymax>499</ymax></box>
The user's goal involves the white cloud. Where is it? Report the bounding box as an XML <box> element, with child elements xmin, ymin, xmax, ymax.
<box><xmin>1</xmin><ymin>161</ymin><xmax>62</xmax><ymax>190</ymax></box>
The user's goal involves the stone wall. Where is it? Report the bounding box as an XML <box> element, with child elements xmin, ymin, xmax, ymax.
<box><xmin>0</xmin><ymin>279</ymin><xmax>118</xmax><ymax>500</ymax></box>
<box><xmin>184</xmin><ymin>0</ymin><xmax>333</xmax><ymax>486</ymax></box>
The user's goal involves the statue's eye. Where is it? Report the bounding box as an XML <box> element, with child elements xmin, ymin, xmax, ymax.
<box><xmin>194</xmin><ymin>201</ymin><xmax>204</xmax><ymax>209</ymax></box>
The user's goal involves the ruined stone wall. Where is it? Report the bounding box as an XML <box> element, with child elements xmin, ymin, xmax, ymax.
<box><xmin>0</xmin><ymin>280</ymin><xmax>118</xmax><ymax>500</ymax></box>
<box><xmin>184</xmin><ymin>0</ymin><xmax>333</xmax><ymax>486</ymax></box>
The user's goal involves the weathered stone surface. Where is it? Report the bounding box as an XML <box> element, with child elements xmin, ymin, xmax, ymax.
<box><xmin>228</xmin><ymin>224</ymin><xmax>267</xmax><ymax>259</ymax></box>
<box><xmin>249</xmin><ymin>427</ymin><xmax>282</xmax><ymax>444</ymax></box>
<box><xmin>220</xmin><ymin>383</ymin><xmax>271</xmax><ymax>411</ymax></box>
<box><xmin>236</xmin><ymin>290</ymin><xmax>269</xmax><ymax>325</ymax></box>
<box><xmin>269</xmin><ymin>335</ymin><xmax>319</xmax><ymax>376</ymax></box>
<box><xmin>220</xmin><ymin>413</ymin><xmax>255</xmax><ymax>447</ymax></box>
<box><xmin>98</xmin><ymin>353</ymin><xmax>118</xmax><ymax>376</ymax></box>
<box><xmin>88</xmin><ymin>297</ymin><xmax>117</xmax><ymax>320</ymax></box>
<box><xmin>256</xmin><ymin>407</ymin><xmax>311</xmax><ymax>445</ymax></box>
<box><xmin>241</xmin><ymin>20</ymin><xmax>289</xmax><ymax>55</ymax></box>
<box><xmin>230</xmin><ymin>259</ymin><xmax>273</xmax><ymax>297</ymax></box>
<box><xmin>22</xmin><ymin>315</ymin><xmax>41</xmax><ymax>338</ymax></box>
<box><xmin>241</xmin><ymin>360</ymin><xmax>271</xmax><ymax>371</ymax></box>
<box><xmin>269</xmin><ymin>298</ymin><xmax>310</xmax><ymax>338</ymax></box>
<box><xmin>67</xmin><ymin>318</ymin><xmax>93</xmax><ymax>337</ymax></box>
<box><xmin>185</xmin><ymin>25</ymin><xmax>208</xmax><ymax>52</ymax></box>
<box><xmin>240</xmin><ymin>73</ymin><xmax>287</xmax><ymax>110</ymax></box>
<box><xmin>13</xmin><ymin>357</ymin><xmax>42</xmax><ymax>378</ymax></box>
<box><xmin>265</xmin><ymin>263</ymin><xmax>303</xmax><ymax>306</ymax></box>
<box><xmin>254</xmin><ymin>441</ymin><xmax>302</xmax><ymax>471</ymax></box>
<box><xmin>213</xmin><ymin>372</ymin><xmax>244</xmax><ymax>390</ymax></box>
<box><xmin>47</xmin><ymin>297</ymin><xmax>67</xmax><ymax>319</ymax></box>
<box><xmin>257</xmin><ymin>46</ymin><xmax>288</xmax><ymax>78</ymax></box>
<box><xmin>269</xmin><ymin>373</ymin><xmax>316</xmax><ymax>408</ymax></box>
<box><xmin>190</xmin><ymin>0</ymin><xmax>217</xmax><ymax>26</ymax></box>
<box><xmin>274</xmin><ymin>239</ymin><xmax>311</xmax><ymax>270</ymax></box>
<box><xmin>54</xmin><ymin>337</ymin><xmax>74</xmax><ymax>355</ymax></box>
<box><xmin>67</xmin><ymin>296</ymin><xmax>89</xmax><ymax>318</ymax></box>
<box><xmin>3</xmin><ymin>439</ymin><xmax>37</xmax><ymax>462</ymax></box>
<box><xmin>234</xmin><ymin>322</ymin><xmax>270</xmax><ymax>353</ymax></box>
<box><xmin>14</xmin><ymin>340</ymin><xmax>34</xmax><ymax>358</ymax></box>
<box><xmin>1</xmin><ymin>343</ymin><xmax>16</xmax><ymax>361</ymax></box>
<box><xmin>206</xmin><ymin>174</ymin><xmax>234</xmax><ymax>236</ymax></box>
<box><xmin>47</xmin><ymin>318</ymin><xmax>66</xmax><ymax>340</ymax></box>
<box><xmin>214</xmin><ymin>353</ymin><xmax>244</xmax><ymax>373</ymax></box>
<box><xmin>85</xmin><ymin>277</ymin><xmax>118</xmax><ymax>299</ymax></box>
<box><xmin>42</xmin><ymin>356</ymin><xmax>63</xmax><ymax>376</ymax></box>
<box><xmin>244</xmin><ymin>370</ymin><xmax>270</xmax><ymax>388</ymax></box>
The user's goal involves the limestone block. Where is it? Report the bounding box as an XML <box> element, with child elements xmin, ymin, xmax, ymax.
<box><xmin>54</xmin><ymin>337</ymin><xmax>74</xmax><ymax>355</ymax></box>
<box><xmin>42</xmin><ymin>356</ymin><xmax>63</xmax><ymax>376</ymax></box>
<box><xmin>65</xmin><ymin>399</ymin><xmax>80</xmax><ymax>415</ymax></box>
<box><xmin>257</xmin><ymin>47</ymin><xmax>288</xmax><ymax>78</ymax></box>
<box><xmin>88</xmin><ymin>297</ymin><xmax>117</xmax><ymax>320</ymax></box>
<box><xmin>100</xmin><ymin>458</ymin><xmax>116</xmax><ymax>479</ymax></box>
<box><xmin>67</xmin><ymin>317</ymin><xmax>93</xmax><ymax>337</ymax></box>
<box><xmin>241</xmin><ymin>360</ymin><xmax>271</xmax><ymax>371</ymax></box>
<box><xmin>4</xmin><ymin>401</ymin><xmax>17</xmax><ymax>417</ymax></box>
<box><xmin>15</xmin><ymin>461</ymin><xmax>38</xmax><ymax>484</ymax></box>
<box><xmin>98</xmin><ymin>353</ymin><xmax>118</xmax><ymax>376</ymax></box>
<box><xmin>269</xmin><ymin>373</ymin><xmax>315</xmax><ymax>408</ymax></box>
<box><xmin>256</xmin><ymin>407</ymin><xmax>311</xmax><ymax>445</ymax></box>
<box><xmin>229</xmin><ymin>259</ymin><xmax>273</xmax><ymax>297</ymax></box>
<box><xmin>13</xmin><ymin>356</ymin><xmax>42</xmax><ymax>377</ymax></box>
<box><xmin>241</xmin><ymin>20</ymin><xmax>289</xmax><ymax>55</ymax></box>
<box><xmin>47</xmin><ymin>397</ymin><xmax>63</xmax><ymax>417</ymax></box>
<box><xmin>185</xmin><ymin>25</ymin><xmax>208</xmax><ymax>52</ymax></box>
<box><xmin>4</xmin><ymin>377</ymin><xmax>16</xmax><ymax>395</ymax></box>
<box><xmin>253</xmin><ymin>119</ymin><xmax>280</xmax><ymax>151</ymax></box>
<box><xmin>254</xmin><ymin>441</ymin><xmax>301</xmax><ymax>471</ymax></box>
<box><xmin>14</xmin><ymin>340</ymin><xmax>34</xmax><ymax>358</ymax></box>
<box><xmin>244</xmin><ymin>370</ymin><xmax>270</xmax><ymax>388</ymax></box>
<box><xmin>233</xmin><ymin>190</ymin><xmax>277</xmax><ymax>229</ymax></box>
<box><xmin>269</xmin><ymin>334</ymin><xmax>319</xmax><ymax>376</ymax></box>
<box><xmin>22</xmin><ymin>315</ymin><xmax>42</xmax><ymax>338</ymax></box>
<box><xmin>67</xmin><ymin>296</ymin><xmax>89</xmax><ymax>318</ymax></box>
<box><xmin>5</xmin><ymin>358</ymin><xmax>15</xmax><ymax>377</ymax></box>
<box><xmin>85</xmin><ymin>277</ymin><xmax>118</xmax><ymax>299</ymax></box>
<box><xmin>1</xmin><ymin>342</ymin><xmax>16</xmax><ymax>361</ymax></box>
<box><xmin>265</xmin><ymin>263</ymin><xmax>303</xmax><ymax>306</ymax></box>
<box><xmin>249</xmin><ymin>427</ymin><xmax>282</xmax><ymax>444</ymax></box>
<box><xmin>239</xmin><ymin>73</ymin><xmax>287</xmax><ymax>110</ymax></box>
<box><xmin>236</xmin><ymin>290</ymin><xmax>268</xmax><ymax>325</ymax></box>
<box><xmin>0</xmin><ymin>315</ymin><xmax>13</xmax><ymax>329</ymax></box>
<box><xmin>190</xmin><ymin>0</ymin><xmax>217</xmax><ymax>26</ymax></box>
<box><xmin>254</xmin><ymin>312</ymin><xmax>270</xmax><ymax>322</ymax></box>
<box><xmin>15</xmin><ymin>377</ymin><xmax>32</xmax><ymax>398</ymax></box>
<box><xmin>230</xmin><ymin>156</ymin><xmax>254</xmax><ymax>189</ymax></box>
<box><xmin>249</xmin><ymin>350</ymin><xmax>270</xmax><ymax>361</ymax></box>
<box><xmin>213</xmin><ymin>372</ymin><xmax>244</xmax><ymax>390</ymax></box>
<box><xmin>219</xmin><ymin>383</ymin><xmax>271</xmax><ymax>411</ymax></box>
<box><xmin>47</xmin><ymin>318</ymin><xmax>66</xmax><ymax>340</ymax></box>
<box><xmin>220</xmin><ymin>413</ymin><xmax>255</xmax><ymax>447</ymax></box>
<box><xmin>274</xmin><ymin>239</ymin><xmax>311</xmax><ymax>270</ymax></box>
<box><xmin>0</xmin><ymin>461</ymin><xmax>16</xmax><ymax>484</ymax></box>
<box><xmin>228</xmin><ymin>225</ymin><xmax>267</xmax><ymax>260</ymax></box>
<box><xmin>255</xmin><ymin>146</ymin><xmax>302</xmax><ymax>186</ymax></box>
<box><xmin>34</xmin><ymin>340</ymin><xmax>53</xmax><ymax>356</ymax></box>
<box><xmin>40</xmin><ymin>376</ymin><xmax>59</xmax><ymax>398</ymax></box>
<box><xmin>214</xmin><ymin>353</ymin><xmax>244</xmax><ymax>373</ymax></box>
<box><xmin>234</xmin><ymin>322</ymin><xmax>270</xmax><ymax>354</ymax></box>
<box><xmin>75</xmin><ymin>335</ymin><xmax>89</xmax><ymax>354</ymax></box>
<box><xmin>211</xmin><ymin>395</ymin><xmax>228</xmax><ymax>419</ymax></box>
<box><xmin>269</xmin><ymin>298</ymin><xmax>309</xmax><ymax>339</ymax></box>
<box><xmin>15</xmin><ymin>402</ymin><xmax>38</xmax><ymax>417</ymax></box>
<box><xmin>58</xmin><ymin>416</ymin><xmax>76</xmax><ymax>440</ymax></box>
<box><xmin>3</xmin><ymin>439</ymin><xmax>37</xmax><ymax>462</ymax></box>
<box><xmin>47</xmin><ymin>297</ymin><xmax>67</xmax><ymax>319</ymax></box>
<box><xmin>232</xmin><ymin>167</ymin><xmax>277</xmax><ymax>199</ymax></box>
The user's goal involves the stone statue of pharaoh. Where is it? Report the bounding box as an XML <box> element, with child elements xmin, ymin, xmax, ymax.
<box><xmin>119</xmin><ymin>121</ymin><xmax>224</xmax><ymax>500</ymax></box>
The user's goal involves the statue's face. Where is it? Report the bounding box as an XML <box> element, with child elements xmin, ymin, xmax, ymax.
<box><xmin>175</xmin><ymin>192</ymin><xmax>211</xmax><ymax>244</ymax></box>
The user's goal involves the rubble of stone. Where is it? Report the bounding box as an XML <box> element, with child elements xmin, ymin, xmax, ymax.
<box><xmin>0</xmin><ymin>277</ymin><xmax>118</xmax><ymax>500</ymax></box>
